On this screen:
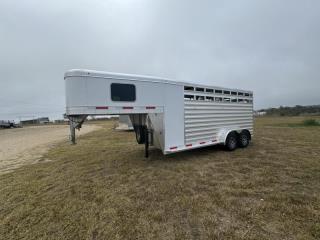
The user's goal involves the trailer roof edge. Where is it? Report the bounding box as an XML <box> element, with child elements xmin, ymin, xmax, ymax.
<box><xmin>64</xmin><ymin>69</ymin><xmax>253</xmax><ymax>93</ymax></box>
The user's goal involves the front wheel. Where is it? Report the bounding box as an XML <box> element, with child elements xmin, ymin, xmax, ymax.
<box><xmin>225</xmin><ymin>132</ymin><xmax>238</xmax><ymax>151</ymax></box>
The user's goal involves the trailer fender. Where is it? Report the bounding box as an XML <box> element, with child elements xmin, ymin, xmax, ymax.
<box><xmin>217</xmin><ymin>128</ymin><xmax>242</xmax><ymax>145</ymax></box>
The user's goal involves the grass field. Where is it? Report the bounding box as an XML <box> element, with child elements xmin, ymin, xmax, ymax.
<box><xmin>1</xmin><ymin>117</ymin><xmax>320</xmax><ymax>239</ymax></box>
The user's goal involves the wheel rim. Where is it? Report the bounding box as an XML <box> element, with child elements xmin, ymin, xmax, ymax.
<box><xmin>229</xmin><ymin>137</ymin><xmax>237</xmax><ymax>149</ymax></box>
<box><xmin>241</xmin><ymin>135</ymin><xmax>248</xmax><ymax>146</ymax></box>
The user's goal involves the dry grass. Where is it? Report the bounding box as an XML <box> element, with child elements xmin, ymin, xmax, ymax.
<box><xmin>1</xmin><ymin>117</ymin><xmax>320</xmax><ymax>239</ymax></box>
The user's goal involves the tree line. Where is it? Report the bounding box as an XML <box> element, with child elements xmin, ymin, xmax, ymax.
<box><xmin>259</xmin><ymin>105</ymin><xmax>320</xmax><ymax>116</ymax></box>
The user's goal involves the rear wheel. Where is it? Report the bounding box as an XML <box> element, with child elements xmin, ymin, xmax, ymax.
<box><xmin>238</xmin><ymin>131</ymin><xmax>250</xmax><ymax>148</ymax></box>
<box><xmin>225</xmin><ymin>132</ymin><xmax>238</xmax><ymax>151</ymax></box>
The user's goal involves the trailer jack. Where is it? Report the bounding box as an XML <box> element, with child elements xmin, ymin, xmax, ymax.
<box><xmin>145</xmin><ymin>128</ymin><xmax>149</xmax><ymax>158</ymax></box>
<box><xmin>68</xmin><ymin>115</ymin><xmax>88</xmax><ymax>144</ymax></box>
<box><xmin>144</xmin><ymin>127</ymin><xmax>154</xmax><ymax>158</ymax></box>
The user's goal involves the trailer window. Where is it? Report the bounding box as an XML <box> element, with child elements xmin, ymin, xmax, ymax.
<box><xmin>184</xmin><ymin>86</ymin><xmax>194</xmax><ymax>91</ymax></box>
<box><xmin>206</xmin><ymin>96</ymin><xmax>214</xmax><ymax>101</ymax></box>
<box><xmin>196</xmin><ymin>95</ymin><xmax>205</xmax><ymax>101</ymax></box>
<box><xmin>196</xmin><ymin>87</ymin><xmax>204</xmax><ymax>92</ymax></box>
<box><xmin>111</xmin><ymin>83</ymin><xmax>136</xmax><ymax>101</ymax></box>
<box><xmin>184</xmin><ymin>94</ymin><xmax>194</xmax><ymax>100</ymax></box>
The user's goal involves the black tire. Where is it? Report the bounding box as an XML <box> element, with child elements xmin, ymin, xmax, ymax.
<box><xmin>225</xmin><ymin>132</ymin><xmax>238</xmax><ymax>151</ymax></box>
<box><xmin>238</xmin><ymin>131</ymin><xmax>250</xmax><ymax>148</ymax></box>
<box><xmin>135</xmin><ymin>126</ymin><xmax>146</xmax><ymax>144</ymax></box>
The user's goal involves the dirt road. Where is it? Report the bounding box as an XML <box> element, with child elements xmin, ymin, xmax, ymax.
<box><xmin>0</xmin><ymin>124</ymin><xmax>98</xmax><ymax>174</ymax></box>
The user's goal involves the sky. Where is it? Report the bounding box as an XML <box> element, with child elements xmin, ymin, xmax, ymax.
<box><xmin>1</xmin><ymin>0</ymin><xmax>319</xmax><ymax>121</ymax></box>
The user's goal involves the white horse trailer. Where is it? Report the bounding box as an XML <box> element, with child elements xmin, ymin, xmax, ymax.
<box><xmin>65</xmin><ymin>69</ymin><xmax>253</xmax><ymax>157</ymax></box>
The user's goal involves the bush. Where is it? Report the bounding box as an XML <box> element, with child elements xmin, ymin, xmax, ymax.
<box><xmin>302</xmin><ymin>119</ymin><xmax>320</xmax><ymax>126</ymax></box>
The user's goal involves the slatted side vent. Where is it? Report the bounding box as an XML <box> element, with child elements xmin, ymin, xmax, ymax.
<box><xmin>184</xmin><ymin>85</ymin><xmax>253</xmax><ymax>104</ymax></box>
<box><xmin>183</xmin><ymin>85</ymin><xmax>253</xmax><ymax>144</ymax></box>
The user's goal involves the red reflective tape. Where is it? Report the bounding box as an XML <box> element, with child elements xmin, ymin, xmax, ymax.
<box><xmin>186</xmin><ymin>144</ymin><xmax>192</xmax><ymax>147</ymax></box>
<box><xmin>146</xmin><ymin>106</ymin><xmax>156</xmax><ymax>109</ymax></box>
<box><xmin>200</xmin><ymin>141</ymin><xmax>206</xmax><ymax>145</ymax></box>
<box><xmin>123</xmin><ymin>106</ymin><xmax>133</xmax><ymax>109</ymax></box>
<box><xmin>170</xmin><ymin>146</ymin><xmax>178</xmax><ymax>150</ymax></box>
<box><xmin>96</xmin><ymin>106</ymin><xmax>108</xmax><ymax>109</ymax></box>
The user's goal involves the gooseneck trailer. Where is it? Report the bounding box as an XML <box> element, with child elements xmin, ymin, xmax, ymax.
<box><xmin>65</xmin><ymin>69</ymin><xmax>253</xmax><ymax>157</ymax></box>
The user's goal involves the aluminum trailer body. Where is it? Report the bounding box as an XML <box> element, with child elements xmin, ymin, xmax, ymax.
<box><xmin>65</xmin><ymin>69</ymin><xmax>253</xmax><ymax>155</ymax></box>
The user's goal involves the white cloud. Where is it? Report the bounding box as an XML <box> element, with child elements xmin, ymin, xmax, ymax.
<box><xmin>0</xmin><ymin>0</ymin><xmax>319</xmax><ymax>120</ymax></box>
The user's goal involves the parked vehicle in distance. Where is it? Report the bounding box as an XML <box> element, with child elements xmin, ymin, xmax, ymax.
<box><xmin>0</xmin><ymin>120</ymin><xmax>21</xmax><ymax>129</ymax></box>
<box><xmin>65</xmin><ymin>69</ymin><xmax>253</xmax><ymax>157</ymax></box>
